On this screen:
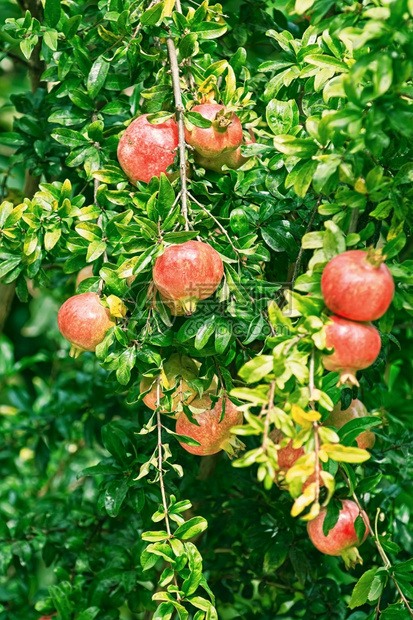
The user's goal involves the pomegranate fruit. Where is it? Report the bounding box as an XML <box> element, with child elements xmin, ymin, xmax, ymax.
<box><xmin>271</xmin><ymin>430</ymin><xmax>322</xmax><ymax>492</ymax></box>
<box><xmin>176</xmin><ymin>396</ymin><xmax>243</xmax><ymax>456</ymax></box>
<box><xmin>57</xmin><ymin>292</ymin><xmax>115</xmax><ymax>358</ymax></box>
<box><xmin>153</xmin><ymin>240</ymin><xmax>224</xmax><ymax>314</ymax></box>
<box><xmin>307</xmin><ymin>499</ymin><xmax>369</xmax><ymax>567</ymax></box>
<box><xmin>117</xmin><ymin>114</ymin><xmax>179</xmax><ymax>184</ymax></box>
<box><xmin>323</xmin><ymin>315</ymin><xmax>381</xmax><ymax>386</ymax></box>
<box><xmin>140</xmin><ymin>353</ymin><xmax>198</xmax><ymax>413</ymax></box>
<box><xmin>195</xmin><ymin>129</ymin><xmax>255</xmax><ymax>173</ymax></box>
<box><xmin>76</xmin><ymin>265</ymin><xmax>94</xmax><ymax>287</ymax></box>
<box><xmin>321</xmin><ymin>249</ymin><xmax>394</xmax><ymax>322</ymax></box>
<box><xmin>184</xmin><ymin>104</ymin><xmax>243</xmax><ymax>159</ymax></box>
<box><xmin>328</xmin><ymin>399</ymin><xmax>375</xmax><ymax>450</ymax></box>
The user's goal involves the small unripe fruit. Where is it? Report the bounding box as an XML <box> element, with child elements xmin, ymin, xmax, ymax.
<box><xmin>176</xmin><ymin>396</ymin><xmax>243</xmax><ymax>456</ymax></box>
<box><xmin>307</xmin><ymin>499</ymin><xmax>369</xmax><ymax>567</ymax></box>
<box><xmin>328</xmin><ymin>399</ymin><xmax>376</xmax><ymax>450</ymax></box>
<box><xmin>117</xmin><ymin>114</ymin><xmax>179</xmax><ymax>185</ymax></box>
<box><xmin>58</xmin><ymin>292</ymin><xmax>115</xmax><ymax>357</ymax></box>
<box><xmin>323</xmin><ymin>316</ymin><xmax>381</xmax><ymax>386</ymax></box>
<box><xmin>153</xmin><ymin>240</ymin><xmax>224</xmax><ymax>314</ymax></box>
<box><xmin>185</xmin><ymin>104</ymin><xmax>243</xmax><ymax>159</ymax></box>
<box><xmin>321</xmin><ymin>250</ymin><xmax>394</xmax><ymax>322</ymax></box>
<box><xmin>140</xmin><ymin>353</ymin><xmax>198</xmax><ymax>414</ymax></box>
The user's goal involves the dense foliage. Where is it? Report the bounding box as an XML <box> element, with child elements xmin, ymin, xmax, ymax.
<box><xmin>0</xmin><ymin>0</ymin><xmax>413</xmax><ymax>618</ymax></box>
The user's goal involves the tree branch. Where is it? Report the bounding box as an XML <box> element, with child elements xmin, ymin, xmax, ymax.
<box><xmin>166</xmin><ymin>30</ymin><xmax>189</xmax><ymax>231</ymax></box>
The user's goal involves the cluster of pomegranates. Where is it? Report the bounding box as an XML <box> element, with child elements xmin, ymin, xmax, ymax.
<box><xmin>140</xmin><ymin>351</ymin><xmax>243</xmax><ymax>456</ymax></box>
<box><xmin>117</xmin><ymin>103</ymin><xmax>250</xmax><ymax>184</ymax></box>
<box><xmin>57</xmin><ymin>238</ymin><xmax>224</xmax><ymax>356</ymax></box>
<box><xmin>321</xmin><ymin>249</ymin><xmax>394</xmax><ymax>386</ymax></box>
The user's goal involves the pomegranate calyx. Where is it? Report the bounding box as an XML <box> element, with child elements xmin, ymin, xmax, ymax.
<box><xmin>181</xmin><ymin>297</ymin><xmax>198</xmax><ymax>315</ymax></box>
<box><xmin>337</xmin><ymin>369</ymin><xmax>360</xmax><ymax>387</ymax></box>
<box><xmin>221</xmin><ymin>435</ymin><xmax>245</xmax><ymax>459</ymax></box>
<box><xmin>366</xmin><ymin>247</ymin><xmax>387</xmax><ymax>268</ymax></box>
<box><xmin>69</xmin><ymin>344</ymin><xmax>85</xmax><ymax>359</ymax></box>
<box><xmin>340</xmin><ymin>546</ymin><xmax>364</xmax><ymax>569</ymax></box>
<box><xmin>212</xmin><ymin>110</ymin><xmax>233</xmax><ymax>133</ymax></box>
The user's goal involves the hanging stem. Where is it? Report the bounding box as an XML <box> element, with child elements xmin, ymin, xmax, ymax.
<box><xmin>166</xmin><ymin>27</ymin><xmax>189</xmax><ymax>231</ymax></box>
<box><xmin>309</xmin><ymin>349</ymin><xmax>321</xmax><ymax>505</ymax></box>
<box><xmin>341</xmin><ymin>470</ymin><xmax>413</xmax><ymax>618</ymax></box>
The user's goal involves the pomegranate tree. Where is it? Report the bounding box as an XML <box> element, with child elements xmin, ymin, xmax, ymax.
<box><xmin>321</xmin><ymin>249</ymin><xmax>394</xmax><ymax>322</ymax></box>
<box><xmin>153</xmin><ymin>240</ymin><xmax>224</xmax><ymax>314</ymax></box>
<box><xmin>195</xmin><ymin>129</ymin><xmax>255</xmax><ymax>173</ymax></box>
<box><xmin>323</xmin><ymin>316</ymin><xmax>381</xmax><ymax>386</ymax></box>
<box><xmin>140</xmin><ymin>353</ymin><xmax>198</xmax><ymax>414</ymax></box>
<box><xmin>57</xmin><ymin>292</ymin><xmax>115</xmax><ymax>358</ymax></box>
<box><xmin>184</xmin><ymin>103</ymin><xmax>243</xmax><ymax>159</ymax></box>
<box><xmin>117</xmin><ymin>114</ymin><xmax>178</xmax><ymax>184</ymax></box>
<box><xmin>307</xmin><ymin>499</ymin><xmax>370</xmax><ymax>567</ymax></box>
<box><xmin>176</xmin><ymin>396</ymin><xmax>243</xmax><ymax>456</ymax></box>
<box><xmin>328</xmin><ymin>399</ymin><xmax>376</xmax><ymax>450</ymax></box>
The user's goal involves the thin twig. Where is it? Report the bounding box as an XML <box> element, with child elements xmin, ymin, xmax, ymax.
<box><xmin>91</xmin><ymin>113</ymin><xmax>108</xmax><ymax>295</ymax></box>
<box><xmin>156</xmin><ymin>378</ymin><xmax>181</xmax><ymax>596</ymax></box>
<box><xmin>166</xmin><ymin>30</ymin><xmax>189</xmax><ymax>231</ymax></box>
<box><xmin>262</xmin><ymin>380</ymin><xmax>275</xmax><ymax>451</ymax></box>
<box><xmin>0</xmin><ymin>48</ymin><xmax>30</xmax><ymax>68</ymax></box>
<box><xmin>348</xmin><ymin>207</ymin><xmax>359</xmax><ymax>235</ymax></box>
<box><xmin>291</xmin><ymin>202</ymin><xmax>319</xmax><ymax>287</ymax></box>
<box><xmin>342</xmin><ymin>471</ymin><xmax>413</xmax><ymax>618</ymax></box>
<box><xmin>188</xmin><ymin>191</ymin><xmax>241</xmax><ymax>258</ymax></box>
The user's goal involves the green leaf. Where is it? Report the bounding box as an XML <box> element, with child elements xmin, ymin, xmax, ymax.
<box><xmin>104</xmin><ymin>479</ymin><xmax>129</xmax><ymax>518</ymax></box>
<box><xmin>44</xmin><ymin>0</ymin><xmax>61</xmax><ymax>27</ymax></box>
<box><xmin>185</xmin><ymin>111</ymin><xmax>212</xmax><ymax>129</ymax></box>
<box><xmin>174</xmin><ymin>517</ymin><xmax>208</xmax><ymax>540</ymax></box>
<box><xmin>273</xmin><ymin>135</ymin><xmax>319</xmax><ymax>157</ymax></box>
<box><xmin>87</xmin><ymin>57</ymin><xmax>110</xmax><ymax>99</ymax></box>
<box><xmin>194</xmin><ymin>316</ymin><xmax>216</xmax><ymax>350</ymax></box>
<box><xmin>182</xmin><ymin>542</ymin><xmax>203</xmax><ymax>596</ymax></box>
<box><xmin>140</xmin><ymin>1</ymin><xmax>164</xmax><ymax>26</ymax></box>
<box><xmin>238</xmin><ymin>355</ymin><xmax>273</xmax><ymax>384</ymax></box>
<box><xmin>266</xmin><ymin>99</ymin><xmax>298</xmax><ymax>135</ymax></box>
<box><xmin>348</xmin><ymin>568</ymin><xmax>378</xmax><ymax>609</ymax></box>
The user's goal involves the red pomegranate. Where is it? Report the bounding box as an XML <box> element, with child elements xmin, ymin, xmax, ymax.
<box><xmin>323</xmin><ymin>316</ymin><xmax>381</xmax><ymax>386</ymax></box>
<box><xmin>117</xmin><ymin>114</ymin><xmax>179</xmax><ymax>184</ymax></box>
<box><xmin>195</xmin><ymin>129</ymin><xmax>255</xmax><ymax>173</ymax></box>
<box><xmin>307</xmin><ymin>499</ymin><xmax>369</xmax><ymax>567</ymax></box>
<box><xmin>176</xmin><ymin>396</ymin><xmax>243</xmax><ymax>456</ymax></box>
<box><xmin>140</xmin><ymin>353</ymin><xmax>198</xmax><ymax>414</ymax></box>
<box><xmin>321</xmin><ymin>250</ymin><xmax>394</xmax><ymax>322</ymax></box>
<box><xmin>328</xmin><ymin>399</ymin><xmax>376</xmax><ymax>450</ymax></box>
<box><xmin>153</xmin><ymin>240</ymin><xmax>224</xmax><ymax>314</ymax></box>
<box><xmin>76</xmin><ymin>265</ymin><xmax>94</xmax><ymax>288</ymax></box>
<box><xmin>271</xmin><ymin>430</ymin><xmax>322</xmax><ymax>492</ymax></box>
<box><xmin>184</xmin><ymin>104</ymin><xmax>243</xmax><ymax>159</ymax></box>
<box><xmin>57</xmin><ymin>292</ymin><xmax>115</xmax><ymax>358</ymax></box>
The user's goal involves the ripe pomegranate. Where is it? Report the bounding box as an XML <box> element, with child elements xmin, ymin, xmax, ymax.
<box><xmin>321</xmin><ymin>250</ymin><xmax>394</xmax><ymax>322</ymax></box>
<box><xmin>271</xmin><ymin>430</ymin><xmax>322</xmax><ymax>492</ymax></box>
<box><xmin>57</xmin><ymin>292</ymin><xmax>115</xmax><ymax>357</ymax></box>
<box><xmin>176</xmin><ymin>396</ymin><xmax>243</xmax><ymax>456</ymax></box>
<box><xmin>195</xmin><ymin>129</ymin><xmax>255</xmax><ymax>173</ymax></box>
<box><xmin>153</xmin><ymin>240</ymin><xmax>224</xmax><ymax>314</ymax></box>
<box><xmin>328</xmin><ymin>399</ymin><xmax>376</xmax><ymax>450</ymax></box>
<box><xmin>140</xmin><ymin>353</ymin><xmax>198</xmax><ymax>413</ymax></box>
<box><xmin>323</xmin><ymin>316</ymin><xmax>381</xmax><ymax>386</ymax></box>
<box><xmin>184</xmin><ymin>104</ymin><xmax>243</xmax><ymax>159</ymax></box>
<box><xmin>307</xmin><ymin>499</ymin><xmax>369</xmax><ymax>567</ymax></box>
<box><xmin>117</xmin><ymin>114</ymin><xmax>179</xmax><ymax>184</ymax></box>
<box><xmin>76</xmin><ymin>265</ymin><xmax>94</xmax><ymax>287</ymax></box>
